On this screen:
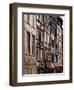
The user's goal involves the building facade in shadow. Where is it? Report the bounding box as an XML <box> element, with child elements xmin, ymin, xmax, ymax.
<box><xmin>23</xmin><ymin>14</ymin><xmax>63</xmax><ymax>74</ymax></box>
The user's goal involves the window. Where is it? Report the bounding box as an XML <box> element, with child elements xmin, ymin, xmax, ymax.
<box><xmin>42</xmin><ymin>15</ymin><xmax>44</xmax><ymax>23</ymax></box>
<box><xmin>51</xmin><ymin>47</ymin><xmax>55</xmax><ymax>54</ymax></box>
<box><xmin>52</xmin><ymin>40</ymin><xmax>54</xmax><ymax>47</ymax></box>
<box><xmin>42</xmin><ymin>49</ymin><xmax>45</xmax><ymax>60</ymax></box>
<box><xmin>50</xmin><ymin>26</ymin><xmax>55</xmax><ymax>36</ymax></box>
<box><xmin>41</xmin><ymin>32</ymin><xmax>43</xmax><ymax>41</ymax></box>
<box><xmin>32</xmin><ymin>35</ymin><xmax>35</xmax><ymax>56</ymax></box>
<box><xmin>40</xmin><ymin>49</ymin><xmax>42</xmax><ymax>60</ymax></box>
<box><xmin>40</xmin><ymin>49</ymin><xmax>44</xmax><ymax>61</ymax></box>
<box><xmin>44</xmin><ymin>50</ymin><xmax>47</xmax><ymax>61</ymax></box>
<box><xmin>51</xmin><ymin>33</ymin><xmax>54</xmax><ymax>40</ymax></box>
<box><xmin>47</xmin><ymin>34</ymin><xmax>50</xmax><ymax>44</ymax></box>
<box><xmin>51</xmin><ymin>54</ymin><xmax>54</xmax><ymax>63</ymax></box>
<box><xmin>38</xmin><ymin>31</ymin><xmax>41</xmax><ymax>41</ymax></box>
<box><xmin>27</xmin><ymin>31</ymin><xmax>30</xmax><ymax>55</ymax></box>
<box><xmin>44</xmin><ymin>32</ymin><xmax>46</xmax><ymax>42</ymax></box>
<box><xmin>36</xmin><ymin>48</ymin><xmax>40</xmax><ymax>60</ymax></box>
<box><xmin>56</xmin><ymin>55</ymin><xmax>58</xmax><ymax>63</ymax></box>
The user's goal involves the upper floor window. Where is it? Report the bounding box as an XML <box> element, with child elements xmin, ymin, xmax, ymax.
<box><xmin>38</xmin><ymin>30</ymin><xmax>41</xmax><ymax>41</ymax></box>
<box><xmin>32</xmin><ymin>35</ymin><xmax>35</xmax><ymax>56</ymax></box>
<box><xmin>51</xmin><ymin>33</ymin><xmax>55</xmax><ymax>40</ymax></box>
<box><xmin>27</xmin><ymin>31</ymin><xmax>30</xmax><ymax>55</ymax></box>
<box><xmin>51</xmin><ymin>54</ymin><xmax>54</xmax><ymax>63</ymax></box>
<box><xmin>52</xmin><ymin>40</ymin><xmax>54</xmax><ymax>47</ymax></box>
